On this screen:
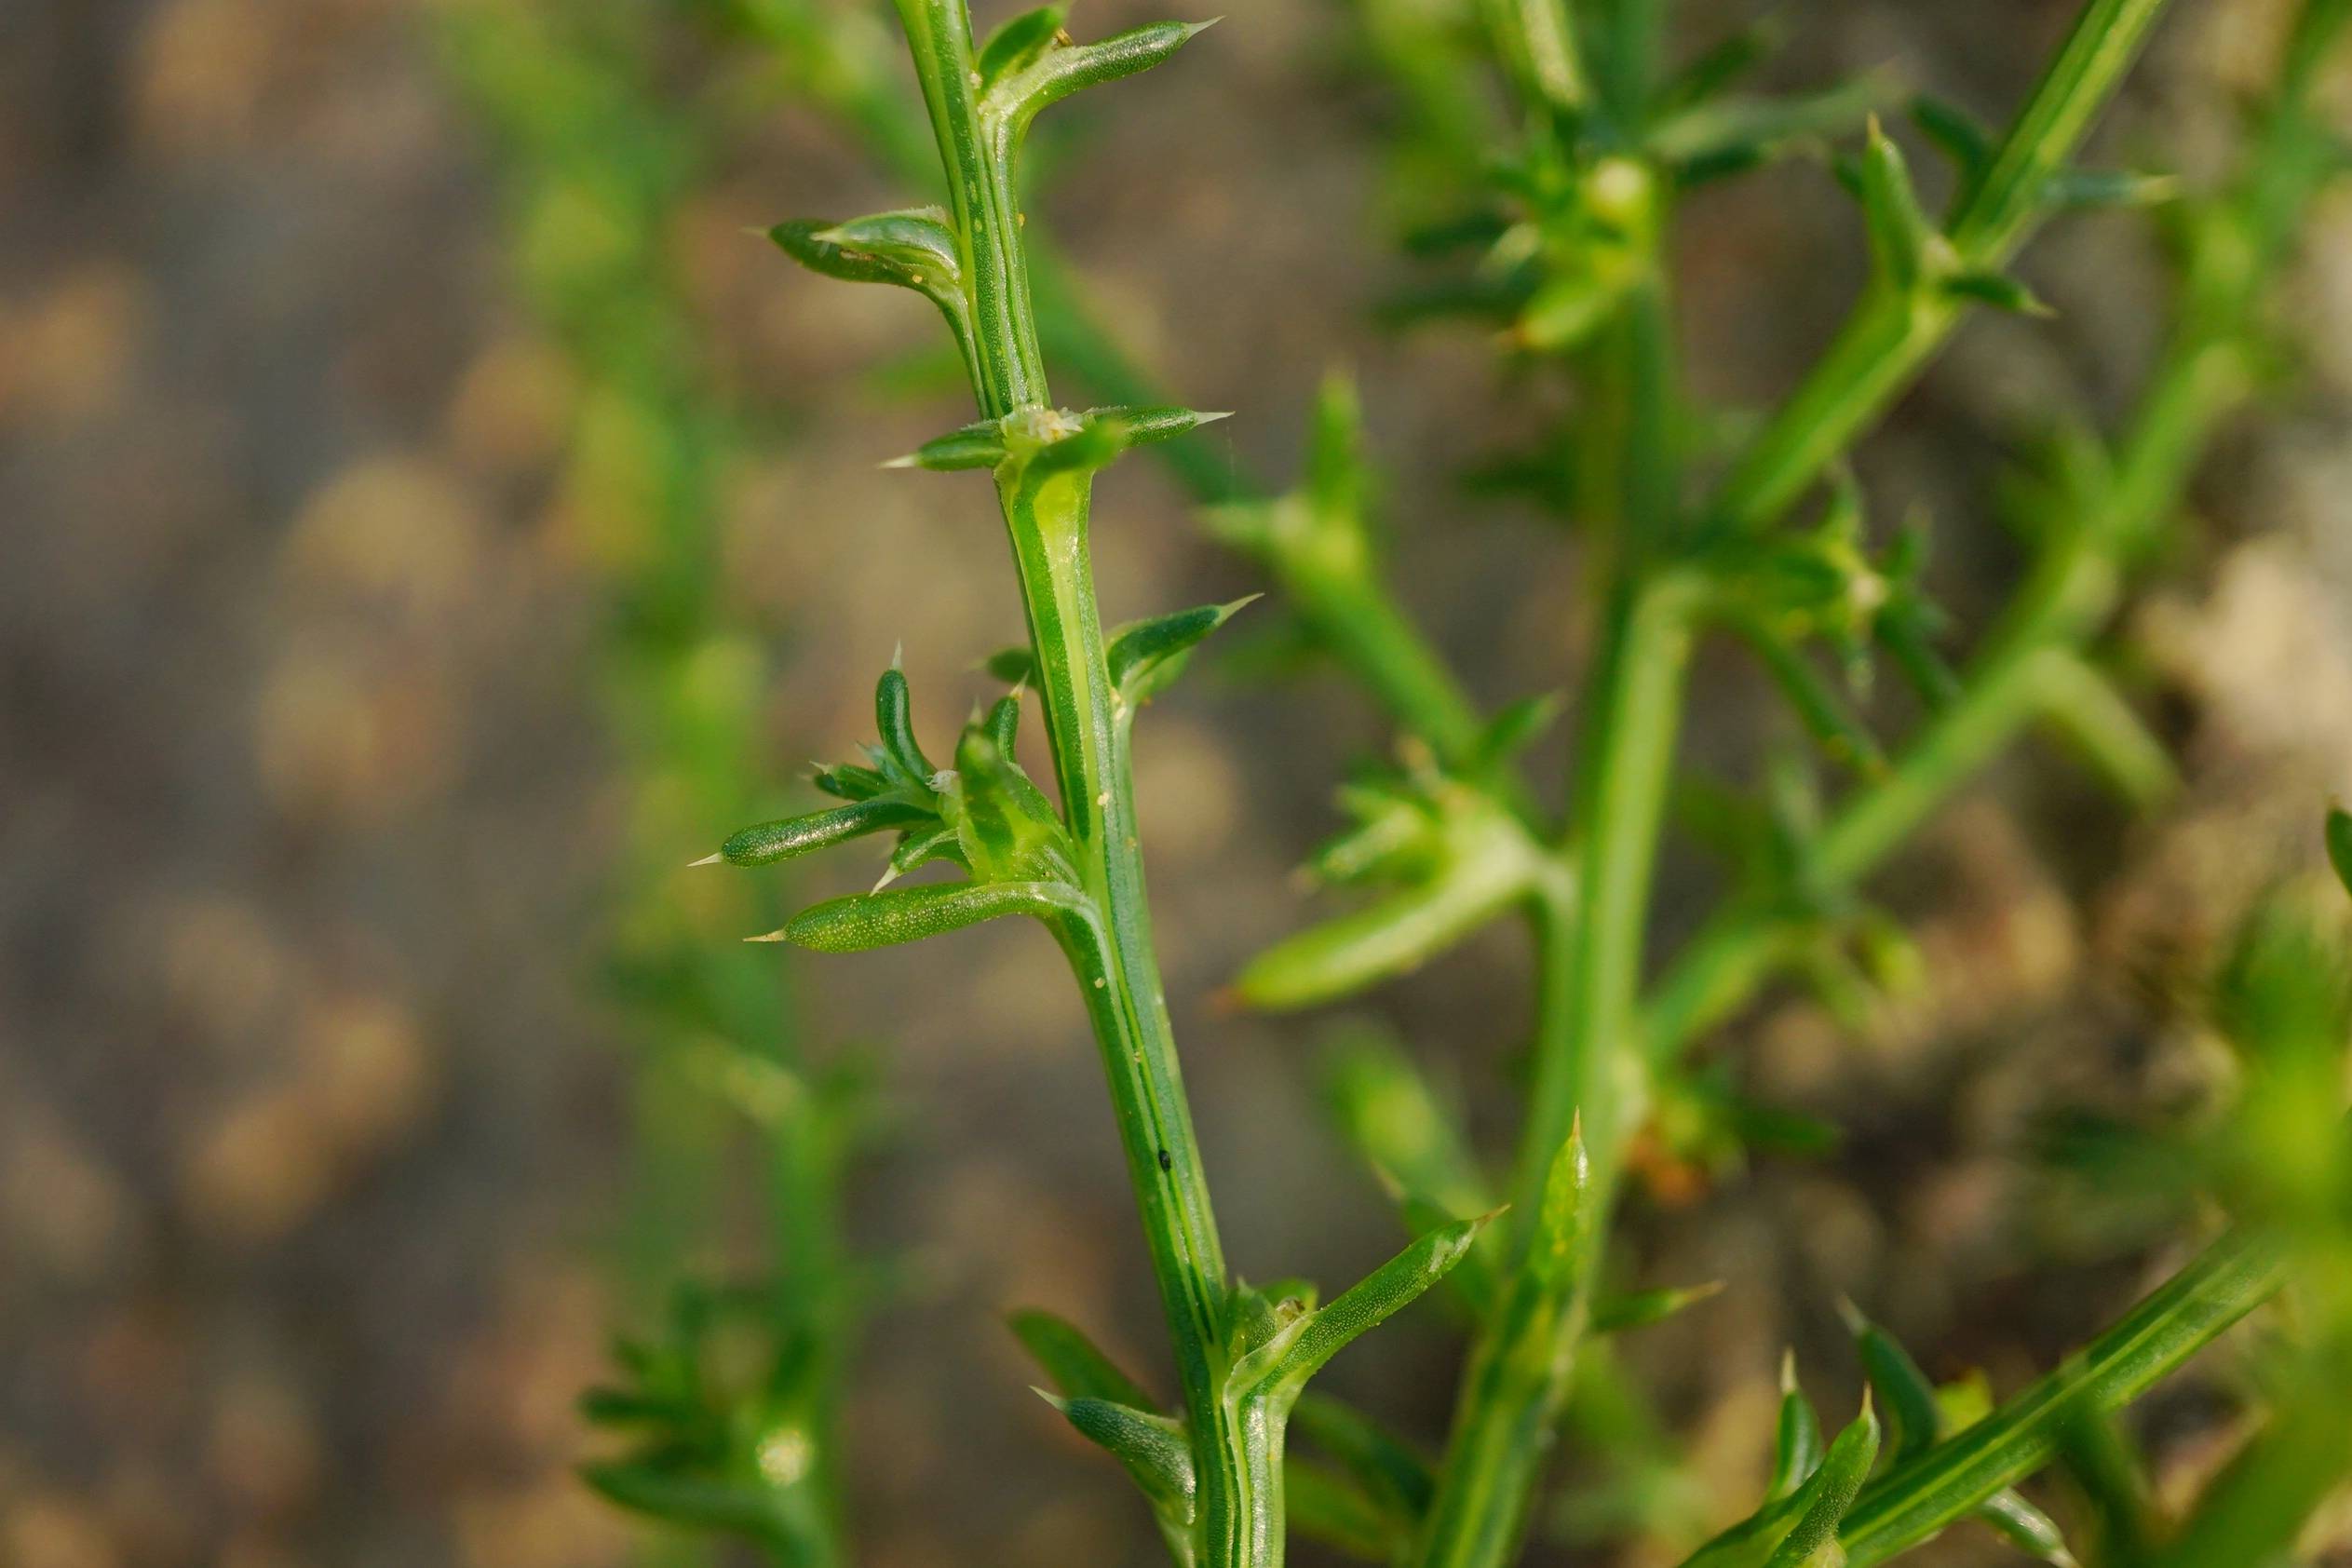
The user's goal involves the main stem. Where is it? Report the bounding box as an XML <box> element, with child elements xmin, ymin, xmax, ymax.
<box><xmin>1418</xmin><ymin>3</ymin><xmax>2178</xmax><ymax>1563</ymax></box>
<box><xmin>890</xmin><ymin>1</ymin><xmax>1270</xmax><ymax>1559</ymax></box>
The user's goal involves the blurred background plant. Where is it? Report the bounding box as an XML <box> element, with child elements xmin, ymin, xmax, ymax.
<box><xmin>1</xmin><ymin>0</ymin><xmax>2349</xmax><ymax>1565</ymax></box>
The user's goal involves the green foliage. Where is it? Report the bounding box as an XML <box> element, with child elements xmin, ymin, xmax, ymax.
<box><xmin>550</xmin><ymin>0</ymin><xmax>2352</xmax><ymax>1565</ymax></box>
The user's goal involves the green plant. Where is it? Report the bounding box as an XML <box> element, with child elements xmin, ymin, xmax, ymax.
<box><xmin>440</xmin><ymin>4</ymin><xmax>865</xmax><ymax>1561</ymax></box>
<box><xmin>685</xmin><ymin>1</ymin><xmax>2352</xmax><ymax>1565</ymax></box>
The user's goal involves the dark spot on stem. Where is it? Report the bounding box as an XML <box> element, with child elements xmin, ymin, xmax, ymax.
<box><xmin>1156</xmin><ymin>1147</ymin><xmax>1172</xmax><ymax>1172</ymax></box>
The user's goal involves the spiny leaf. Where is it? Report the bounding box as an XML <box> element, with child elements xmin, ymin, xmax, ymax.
<box><xmin>1038</xmin><ymin>1390</ymin><xmax>1196</xmax><ymax>1513</ymax></box>
<box><xmin>1009</xmin><ymin>1308</ymin><xmax>1159</xmax><ymax>1411</ymax></box>
<box><xmin>773</xmin><ymin>881</ymin><xmax>1086</xmax><ymax>952</ymax></box>
<box><xmin>1107</xmin><ymin>596</ymin><xmax>1260</xmax><ymax>708</ymax></box>
<box><xmin>989</xmin><ymin>19</ymin><xmax>1219</xmax><ymax>132</ymax></box>
<box><xmin>1100</xmin><ymin>403</ymin><xmax>1233</xmax><ymax>448</ymax></box>
<box><xmin>1590</xmin><ymin>1280</ymin><xmax>1727</xmax><ymax>1335</ymax></box>
<box><xmin>1763</xmin><ymin>1398</ymin><xmax>1881</xmax><ymax>1567</ymax></box>
<box><xmin>1974</xmin><ymin>1488</ymin><xmax>2078</xmax><ymax>1566</ymax></box>
<box><xmin>718</xmin><ymin>798</ymin><xmax>932</xmax><ymax>867</ymax></box>
<box><xmin>874</xmin><ymin>665</ymin><xmax>935</xmax><ymax>785</ymax></box>
<box><xmin>1231</xmin><ymin>856</ymin><xmax>1534</xmax><ymax>1010</ymax></box>
<box><xmin>1525</xmin><ymin>1120</ymin><xmax>1596</xmax><ymax>1290</ymax></box>
<box><xmin>581</xmin><ymin>1463</ymin><xmax>785</xmax><ymax>1543</ymax></box>
<box><xmin>883</xmin><ymin>820</ymin><xmax>966</xmax><ymax>885</ymax></box>
<box><xmin>1850</xmin><ymin>115</ymin><xmax>1935</xmax><ymax>291</ymax></box>
<box><xmin>1841</xmin><ymin>1300</ymin><xmax>1942</xmax><ymax>1460</ymax></box>
<box><xmin>1322</xmin><ymin>1032</ymin><xmax>1492</xmax><ymax>1226</ymax></box>
<box><xmin>812</xmin><ymin>208</ymin><xmax>961</xmax><ymax>286</ymax></box>
<box><xmin>1657</xmin><ymin>15</ymin><xmax>1786</xmax><ymax>116</ymax></box>
<box><xmin>1233</xmin><ymin>1212</ymin><xmax>1493</xmax><ymax>1399</ymax></box>
<box><xmin>982</xmin><ymin>693</ymin><xmax>1023</xmax><ymax>757</ymax></box>
<box><xmin>977</xmin><ymin>3</ymin><xmax>1069</xmax><ymax>90</ymax></box>
<box><xmin>1650</xmin><ymin>74</ymin><xmax>1888</xmax><ymax>174</ymax></box>
<box><xmin>1768</xmin><ymin>1354</ymin><xmax>1824</xmax><ymax>1503</ymax></box>
<box><xmin>1843</xmin><ymin>1301</ymin><xmax>2077</xmax><ymax>1563</ymax></box>
<box><xmin>888</xmin><ymin>419</ymin><xmax>1007</xmax><ymax>472</ymax></box>
<box><xmin>1910</xmin><ymin>94</ymin><xmax>1993</xmax><ymax>188</ymax></box>
<box><xmin>893</xmin><ymin>405</ymin><xmax>1223</xmax><ymax>474</ymax></box>
<box><xmin>1738</xmin><ymin>622</ymin><xmax>1887</xmax><ymax>778</ymax></box>
<box><xmin>1942</xmin><ymin>268</ymin><xmax>2053</xmax><ymax>316</ymax></box>
<box><xmin>768</xmin><ymin>217</ymin><xmax>970</xmax><ymax>338</ymax></box>
<box><xmin>1470</xmin><ymin>692</ymin><xmax>1564</xmax><ymax>774</ymax></box>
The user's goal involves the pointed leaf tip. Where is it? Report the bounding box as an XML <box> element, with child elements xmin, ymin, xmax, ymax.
<box><xmin>2327</xmin><ymin>806</ymin><xmax>2352</xmax><ymax>897</ymax></box>
<box><xmin>690</xmin><ymin>852</ymin><xmax>723</xmax><ymax>868</ymax></box>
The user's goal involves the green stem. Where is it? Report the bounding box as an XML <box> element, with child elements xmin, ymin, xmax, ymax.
<box><xmin>1839</xmin><ymin>1229</ymin><xmax>2285</xmax><ymax>1565</ymax></box>
<box><xmin>1646</xmin><ymin>539</ymin><xmax>2115</xmax><ymax>1058</ymax></box>
<box><xmin>1005</xmin><ymin>472</ymin><xmax>1265</xmax><ymax>1561</ymax></box>
<box><xmin>1647</xmin><ymin>1</ymin><xmax>2339</xmax><ymax>1059</ymax></box>
<box><xmin>893</xmin><ymin>0</ymin><xmax>1047</xmax><ymax>419</ymax></box>
<box><xmin>1712</xmin><ymin>0</ymin><xmax>2176</xmax><ymax>534</ymax></box>
<box><xmin>884</xmin><ymin>2</ymin><xmax>1275</xmax><ymax>1559</ymax></box>
<box><xmin>1415</xmin><ymin>567</ymin><xmax>1702</xmax><ymax>1568</ymax></box>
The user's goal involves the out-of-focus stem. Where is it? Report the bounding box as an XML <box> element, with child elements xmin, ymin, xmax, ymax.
<box><xmin>1712</xmin><ymin>0</ymin><xmax>2176</xmax><ymax>534</ymax></box>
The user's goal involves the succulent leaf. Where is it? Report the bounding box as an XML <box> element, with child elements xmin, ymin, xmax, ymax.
<box><xmin>1525</xmin><ymin>1120</ymin><xmax>1595</xmax><ymax>1290</ymax></box>
<box><xmin>874</xmin><ymin>665</ymin><xmax>937</xmax><ymax>785</ymax></box>
<box><xmin>1850</xmin><ymin>116</ymin><xmax>1935</xmax><ymax>291</ymax></box>
<box><xmin>1229</xmin><ymin>1212</ymin><xmax>1492</xmax><ymax>1401</ymax></box>
<box><xmin>812</xmin><ymin>208</ymin><xmax>962</xmax><ymax>287</ymax></box>
<box><xmin>1761</xmin><ymin>1399</ymin><xmax>1881</xmax><ymax>1567</ymax></box>
<box><xmin>890</xmin><ymin>419</ymin><xmax>1008</xmax><ymax>472</ymax></box>
<box><xmin>720</xmin><ymin>799</ymin><xmax>935</xmax><ymax>866</ymax></box>
<box><xmin>1844</xmin><ymin>1302</ymin><xmax>2076</xmax><ymax>1562</ymax></box>
<box><xmin>1040</xmin><ymin>1391</ymin><xmax>1197</xmax><ymax>1515</ymax></box>
<box><xmin>1010</xmin><ymin>1308</ymin><xmax>1160</xmax><ymax>1410</ymax></box>
<box><xmin>1106</xmin><ymin>596</ymin><xmax>1260</xmax><ymax>709</ymax></box>
<box><xmin>1768</xmin><ymin>1355</ymin><xmax>1825</xmax><ymax>1503</ymax></box>
<box><xmin>1942</xmin><ymin>268</ymin><xmax>2054</xmax><ymax>316</ymax></box>
<box><xmin>1237</xmin><ymin>761</ymin><xmax>1547</xmax><ymax>1008</ymax></box>
<box><xmin>777</xmin><ymin>880</ymin><xmax>1088</xmax><ymax>952</ymax></box>
<box><xmin>988</xmin><ymin>19</ymin><xmax>1218</xmax><ymax>132</ymax></box>
<box><xmin>1910</xmin><ymin>95</ymin><xmax>1994</xmax><ymax>189</ymax></box>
